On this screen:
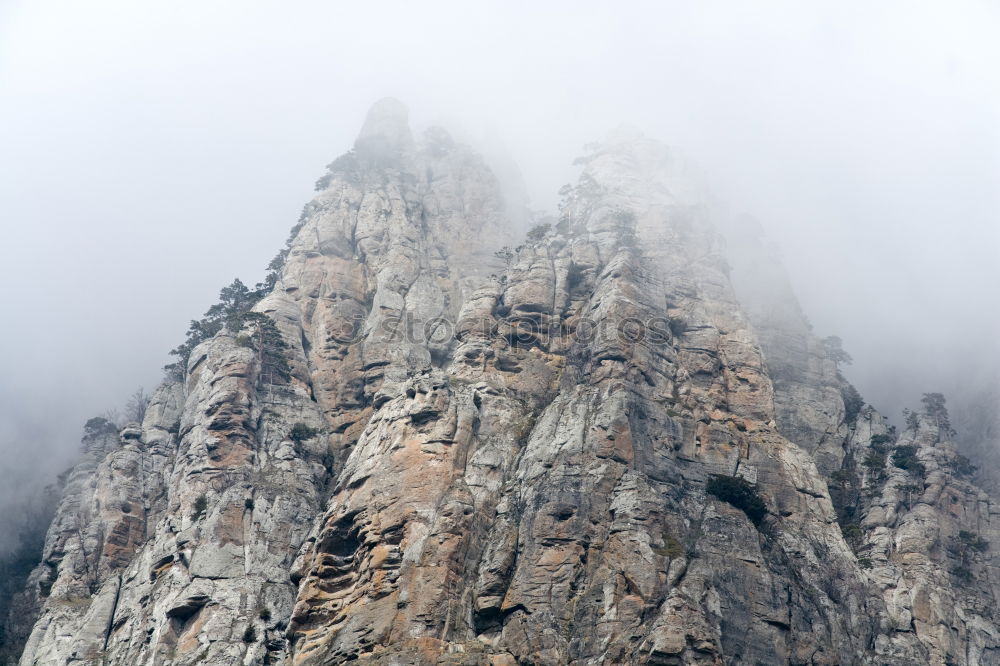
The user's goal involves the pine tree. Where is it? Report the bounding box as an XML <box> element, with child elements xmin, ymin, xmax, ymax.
<box><xmin>239</xmin><ymin>313</ymin><xmax>291</xmax><ymax>386</ymax></box>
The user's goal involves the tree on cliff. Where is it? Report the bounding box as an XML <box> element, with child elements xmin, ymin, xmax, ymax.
<box><xmin>922</xmin><ymin>392</ymin><xmax>955</xmax><ymax>435</ymax></box>
<box><xmin>822</xmin><ymin>335</ymin><xmax>853</xmax><ymax>367</ymax></box>
<box><xmin>237</xmin><ymin>313</ymin><xmax>291</xmax><ymax>386</ymax></box>
<box><xmin>124</xmin><ymin>387</ymin><xmax>150</xmax><ymax>424</ymax></box>
<box><xmin>165</xmin><ymin>278</ymin><xmax>266</xmax><ymax>377</ymax></box>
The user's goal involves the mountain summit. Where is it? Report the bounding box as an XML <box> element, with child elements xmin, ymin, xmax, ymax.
<box><xmin>12</xmin><ymin>103</ymin><xmax>1000</xmax><ymax>666</ymax></box>
<box><xmin>356</xmin><ymin>97</ymin><xmax>413</xmax><ymax>148</ymax></box>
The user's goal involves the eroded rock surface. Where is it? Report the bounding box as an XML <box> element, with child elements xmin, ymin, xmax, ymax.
<box><xmin>17</xmin><ymin>103</ymin><xmax>1000</xmax><ymax>665</ymax></box>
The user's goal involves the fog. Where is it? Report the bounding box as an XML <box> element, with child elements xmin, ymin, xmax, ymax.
<box><xmin>1</xmin><ymin>0</ymin><xmax>998</xmax><ymax>509</ymax></box>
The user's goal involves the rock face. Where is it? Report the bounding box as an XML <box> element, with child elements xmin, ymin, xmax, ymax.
<box><xmin>16</xmin><ymin>102</ymin><xmax>1000</xmax><ymax>665</ymax></box>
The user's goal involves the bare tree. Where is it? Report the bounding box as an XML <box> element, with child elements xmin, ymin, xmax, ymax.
<box><xmin>102</xmin><ymin>407</ymin><xmax>122</xmax><ymax>428</ymax></box>
<box><xmin>124</xmin><ymin>387</ymin><xmax>150</xmax><ymax>424</ymax></box>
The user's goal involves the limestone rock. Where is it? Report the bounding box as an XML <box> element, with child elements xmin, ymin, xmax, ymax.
<box><xmin>16</xmin><ymin>105</ymin><xmax>1000</xmax><ymax>666</ymax></box>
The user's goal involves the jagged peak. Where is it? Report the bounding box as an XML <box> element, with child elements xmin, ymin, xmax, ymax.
<box><xmin>601</xmin><ymin>123</ymin><xmax>653</xmax><ymax>148</ymax></box>
<box><xmin>570</xmin><ymin>125</ymin><xmax>711</xmax><ymax>210</ymax></box>
<box><xmin>17</xmin><ymin>102</ymin><xmax>1000</xmax><ymax>666</ymax></box>
<box><xmin>578</xmin><ymin>124</ymin><xmax>666</xmax><ymax>161</ymax></box>
<box><xmin>355</xmin><ymin>97</ymin><xmax>413</xmax><ymax>149</ymax></box>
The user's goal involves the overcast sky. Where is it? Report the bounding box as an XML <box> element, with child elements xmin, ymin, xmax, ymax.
<box><xmin>1</xmin><ymin>0</ymin><xmax>998</xmax><ymax>483</ymax></box>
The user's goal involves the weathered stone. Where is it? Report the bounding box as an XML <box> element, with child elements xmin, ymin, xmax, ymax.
<box><xmin>16</xmin><ymin>105</ymin><xmax>1000</xmax><ymax>666</ymax></box>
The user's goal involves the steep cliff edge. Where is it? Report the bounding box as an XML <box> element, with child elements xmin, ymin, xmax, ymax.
<box><xmin>15</xmin><ymin>102</ymin><xmax>1000</xmax><ymax>666</ymax></box>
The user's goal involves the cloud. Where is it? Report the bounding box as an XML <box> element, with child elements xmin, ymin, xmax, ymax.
<box><xmin>0</xmin><ymin>0</ymin><xmax>997</xmax><ymax>487</ymax></box>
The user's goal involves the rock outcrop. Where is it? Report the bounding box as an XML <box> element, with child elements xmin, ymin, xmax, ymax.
<box><xmin>15</xmin><ymin>102</ymin><xmax>1000</xmax><ymax>665</ymax></box>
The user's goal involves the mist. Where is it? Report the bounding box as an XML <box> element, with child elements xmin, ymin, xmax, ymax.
<box><xmin>1</xmin><ymin>0</ymin><xmax>998</xmax><ymax>516</ymax></box>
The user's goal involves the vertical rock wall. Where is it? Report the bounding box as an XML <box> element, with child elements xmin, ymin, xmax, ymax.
<box><xmin>17</xmin><ymin>103</ymin><xmax>1000</xmax><ymax>666</ymax></box>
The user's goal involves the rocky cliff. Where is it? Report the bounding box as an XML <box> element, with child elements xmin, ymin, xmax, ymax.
<box><xmin>14</xmin><ymin>100</ymin><xmax>1000</xmax><ymax>665</ymax></box>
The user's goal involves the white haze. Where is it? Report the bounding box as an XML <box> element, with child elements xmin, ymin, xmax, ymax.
<box><xmin>1</xmin><ymin>1</ymin><xmax>998</xmax><ymax>500</ymax></box>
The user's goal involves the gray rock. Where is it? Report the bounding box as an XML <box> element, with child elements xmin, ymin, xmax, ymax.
<box><xmin>17</xmin><ymin>105</ymin><xmax>1000</xmax><ymax>666</ymax></box>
